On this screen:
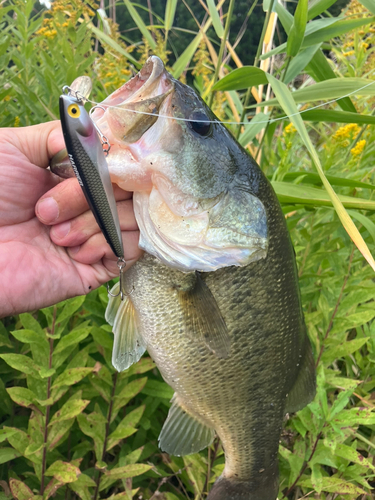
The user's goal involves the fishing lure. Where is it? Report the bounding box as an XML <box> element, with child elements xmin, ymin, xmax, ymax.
<box><xmin>59</xmin><ymin>88</ymin><xmax>126</xmax><ymax>298</ymax></box>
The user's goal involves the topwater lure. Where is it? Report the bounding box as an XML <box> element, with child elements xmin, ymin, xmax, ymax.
<box><xmin>59</xmin><ymin>87</ymin><xmax>126</xmax><ymax>298</ymax></box>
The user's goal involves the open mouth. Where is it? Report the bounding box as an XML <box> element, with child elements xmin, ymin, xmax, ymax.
<box><xmin>93</xmin><ymin>56</ymin><xmax>174</xmax><ymax>144</ymax></box>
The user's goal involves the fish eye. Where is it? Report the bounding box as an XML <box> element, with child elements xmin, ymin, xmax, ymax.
<box><xmin>189</xmin><ymin>111</ymin><xmax>211</xmax><ymax>136</ymax></box>
<box><xmin>67</xmin><ymin>104</ymin><xmax>81</xmax><ymax>119</ymax></box>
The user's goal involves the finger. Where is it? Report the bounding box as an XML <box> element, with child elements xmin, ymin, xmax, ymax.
<box><xmin>5</xmin><ymin>121</ymin><xmax>65</xmax><ymax>169</ymax></box>
<box><xmin>36</xmin><ymin>177</ymin><xmax>132</xmax><ymax>225</ymax></box>
<box><xmin>68</xmin><ymin>230</ymin><xmax>143</xmax><ymax>275</ymax></box>
<box><xmin>50</xmin><ymin>199</ymin><xmax>138</xmax><ymax>246</ymax></box>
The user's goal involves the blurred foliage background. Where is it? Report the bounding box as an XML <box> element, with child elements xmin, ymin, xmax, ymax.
<box><xmin>1</xmin><ymin>0</ymin><xmax>375</xmax><ymax>499</ymax></box>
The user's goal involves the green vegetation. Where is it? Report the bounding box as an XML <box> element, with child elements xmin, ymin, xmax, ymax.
<box><xmin>1</xmin><ymin>0</ymin><xmax>375</xmax><ymax>498</ymax></box>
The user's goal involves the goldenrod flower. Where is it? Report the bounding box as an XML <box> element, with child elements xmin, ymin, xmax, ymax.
<box><xmin>284</xmin><ymin>123</ymin><xmax>296</xmax><ymax>135</ymax></box>
<box><xmin>351</xmin><ymin>139</ymin><xmax>366</xmax><ymax>156</ymax></box>
<box><xmin>333</xmin><ymin>123</ymin><xmax>360</xmax><ymax>140</ymax></box>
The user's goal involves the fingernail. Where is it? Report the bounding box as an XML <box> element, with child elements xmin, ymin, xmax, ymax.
<box><xmin>52</xmin><ymin>221</ymin><xmax>71</xmax><ymax>239</ymax></box>
<box><xmin>36</xmin><ymin>197</ymin><xmax>59</xmax><ymax>223</ymax></box>
<box><xmin>69</xmin><ymin>245</ymin><xmax>81</xmax><ymax>255</ymax></box>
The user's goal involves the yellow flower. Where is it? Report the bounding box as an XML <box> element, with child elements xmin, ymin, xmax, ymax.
<box><xmin>351</xmin><ymin>139</ymin><xmax>366</xmax><ymax>156</ymax></box>
<box><xmin>343</xmin><ymin>50</ymin><xmax>355</xmax><ymax>57</ymax></box>
<box><xmin>284</xmin><ymin>123</ymin><xmax>296</xmax><ymax>135</ymax></box>
<box><xmin>333</xmin><ymin>123</ymin><xmax>361</xmax><ymax>140</ymax></box>
<box><xmin>3</xmin><ymin>95</ymin><xmax>11</xmax><ymax>102</ymax></box>
<box><xmin>14</xmin><ymin>116</ymin><xmax>20</xmax><ymax>127</ymax></box>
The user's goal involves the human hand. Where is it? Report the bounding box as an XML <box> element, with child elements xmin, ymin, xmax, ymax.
<box><xmin>0</xmin><ymin>121</ymin><xmax>142</xmax><ymax>318</ymax></box>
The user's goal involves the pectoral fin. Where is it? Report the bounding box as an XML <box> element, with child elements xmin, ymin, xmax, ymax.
<box><xmin>106</xmin><ymin>283</ymin><xmax>146</xmax><ymax>372</ymax></box>
<box><xmin>159</xmin><ymin>395</ymin><xmax>215</xmax><ymax>456</ymax></box>
<box><xmin>179</xmin><ymin>272</ymin><xmax>231</xmax><ymax>359</ymax></box>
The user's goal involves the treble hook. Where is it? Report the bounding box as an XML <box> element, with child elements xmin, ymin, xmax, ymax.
<box><xmin>107</xmin><ymin>258</ymin><xmax>132</xmax><ymax>300</ymax></box>
<box><xmin>89</xmin><ymin>105</ymin><xmax>111</xmax><ymax>155</ymax></box>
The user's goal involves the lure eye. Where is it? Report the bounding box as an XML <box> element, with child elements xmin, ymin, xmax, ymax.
<box><xmin>189</xmin><ymin>111</ymin><xmax>211</xmax><ymax>136</ymax></box>
<box><xmin>67</xmin><ymin>104</ymin><xmax>81</xmax><ymax>118</ymax></box>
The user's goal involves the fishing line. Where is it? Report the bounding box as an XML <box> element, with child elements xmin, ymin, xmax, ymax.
<box><xmin>80</xmin><ymin>79</ymin><xmax>375</xmax><ymax>127</ymax></box>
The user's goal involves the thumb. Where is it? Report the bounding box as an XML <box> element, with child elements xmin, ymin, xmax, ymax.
<box><xmin>8</xmin><ymin>120</ymin><xmax>65</xmax><ymax>169</ymax></box>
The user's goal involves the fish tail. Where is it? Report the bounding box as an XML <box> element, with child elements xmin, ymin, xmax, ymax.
<box><xmin>207</xmin><ymin>473</ymin><xmax>278</xmax><ymax>500</ymax></box>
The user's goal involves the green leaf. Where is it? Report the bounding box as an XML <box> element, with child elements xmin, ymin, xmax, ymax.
<box><xmin>141</xmin><ymin>379</ymin><xmax>174</xmax><ymax>399</ymax></box>
<box><xmin>0</xmin><ymin>428</ymin><xmax>17</xmax><ymax>443</ymax></box>
<box><xmin>335</xmin><ymin>443</ymin><xmax>375</xmax><ymax>470</ymax></box>
<box><xmin>275</xmin><ymin>1</ymin><xmax>293</xmax><ymax>32</ymax></box>
<box><xmin>258</xmin><ymin>78</ymin><xmax>375</xmax><ymax>108</ymax></box>
<box><xmin>5</xmin><ymin>427</ymin><xmax>29</xmax><ymax>455</ymax></box>
<box><xmin>266</xmin><ymin>74</ymin><xmax>375</xmax><ymax>272</ymax></box>
<box><xmin>333</xmin><ymin>408</ymin><xmax>375</xmax><ymax>426</ymax></box>
<box><xmin>123</xmin><ymin>0</ymin><xmax>156</xmax><ymax>49</ymax></box>
<box><xmin>287</xmin><ymin>0</ymin><xmax>308</xmax><ymax>57</ymax></box>
<box><xmin>0</xmin><ymin>447</ymin><xmax>21</xmax><ymax>465</ymax></box>
<box><xmin>124</xmin><ymin>357</ymin><xmax>155</xmax><ymax>376</ymax></box>
<box><xmin>48</xmin><ymin>419</ymin><xmax>75</xmax><ymax>451</ymax></box>
<box><xmin>348</xmin><ymin>210</ymin><xmax>375</xmax><ymax>245</ymax></box>
<box><xmin>279</xmin><ymin>445</ymin><xmax>304</xmax><ymax>485</ymax></box>
<box><xmin>285</xmin><ymin>44</ymin><xmax>321</xmax><ymax>83</ymax></box>
<box><xmin>77</xmin><ymin>412</ymin><xmax>106</xmax><ymax>440</ymax></box>
<box><xmin>357</xmin><ymin>0</ymin><xmax>375</xmax><ymax>15</ymax></box>
<box><xmin>164</xmin><ymin>0</ymin><xmax>177</xmax><ymax>31</ymax></box>
<box><xmin>213</xmin><ymin>66</ymin><xmax>267</xmax><ymax>91</ymax></box>
<box><xmin>308</xmin><ymin>0</ymin><xmax>339</xmax><ymax>19</ymax></box>
<box><xmin>45</xmin><ymin>460</ymin><xmax>81</xmax><ymax>483</ymax></box>
<box><xmin>0</xmin><ymin>321</ymin><xmax>12</xmax><ymax>348</ymax></box>
<box><xmin>239</xmin><ymin>113</ymin><xmax>270</xmax><ymax>146</ymax></box>
<box><xmin>55</xmin><ymin>296</ymin><xmax>86</xmax><ymax>326</ymax></box>
<box><xmin>299</xmin><ymin>475</ymin><xmax>366</xmax><ymax>494</ymax></box>
<box><xmin>91</xmin><ymin>326</ymin><xmax>113</xmax><ymax>350</ymax></box>
<box><xmin>19</xmin><ymin>312</ymin><xmax>44</xmax><ymax>336</ymax></box>
<box><xmin>107</xmin><ymin>405</ymin><xmax>145</xmax><ymax>449</ymax></box>
<box><xmin>301</xmin><ymin>109</ymin><xmax>375</xmax><ymax>124</ymax></box>
<box><xmin>272</xmin><ymin>181</ymin><xmax>375</xmax><ymax>211</ymax></box>
<box><xmin>88</xmin><ymin>24</ymin><xmax>140</xmax><ymax>67</ymax></box>
<box><xmin>263</xmin><ymin>16</ymin><xmax>375</xmax><ymax>59</ymax></box>
<box><xmin>305</xmin><ymin>49</ymin><xmax>356</xmax><ymax>112</ymax></box>
<box><xmin>9</xmin><ymin>479</ymin><xmax>33</xmax><ymax>500</ymax></box>
<box><xmin>322</xmin><ymin>338</ymin><xmax>369</xmax><ymax>364</ymax></box>
<box><xmin>0</xmin><ymin>354</ymin><xmax>40</xmax><ymax>378</ymax></box>
<box><xmin>112</xmin><ymin>377</ymin><xmax>148</xmax><ymax>418</ymax></box>
<box><xmin>281</xmin><ymin>172</ymin><xmax>375</xmax><ymax>190</ymax></box>
<box><xmin>6</xmin><ymin>387</ymin><xmax>36</xmax><ymax>408</ymax></box>
<box><xmin>310</xmin><ymin>464</ymin><xmax>323</xmax><ymax>494</ymax></box>
<box><xmin>99</xmin><ymin>464</ymin><xmax>153</xmax><ymax>491</ymax></box>
<box><xmin>54</xmin><ymin>326</ymin><xmax>91</xmax><ymax>354</ymax></box>
<box><xmin>328</xmin><ymin>389</ymin><xmax>354</xmax><ymax>419</ymax></box>
<box><xmin>49</xmin><ymin>399</ymin><xmax>90</xmax><ymax>425</ymax></box>
<box><xmin>207</xmin><ymin>0</ymin><xmax>224</xmax><ymax>39</ymax></box>
<box><xmin>51</xmin><ymin>367</ymin><xmax>94</xmax><ymax>389</ymax></box>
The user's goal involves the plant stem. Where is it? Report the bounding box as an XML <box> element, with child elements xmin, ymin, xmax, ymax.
<box><xmin>93</xmin><ymin>372</ymin><xmax>118</xmax><ymax>500</ymax></box>
<box><xmin>208</xmin><ymin>0</ymin><xmax>236</xmax><ymax>108</ymax></box>
<box><xmin>40</xmin><ymin>305</ymin><xmax>57</xmax><ymax>495</ymax></box>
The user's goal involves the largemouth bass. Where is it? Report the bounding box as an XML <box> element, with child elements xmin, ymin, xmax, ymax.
<box><xmin>62</xmin><ymin>56</ymin><xmax>316</xmax><ymax>499</ymax></box>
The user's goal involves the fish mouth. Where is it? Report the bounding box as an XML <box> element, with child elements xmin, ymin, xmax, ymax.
<box><xmin>93</xmin><ymin>56</ymin><xmax>174</xmax><ymax>144</ymax></box>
